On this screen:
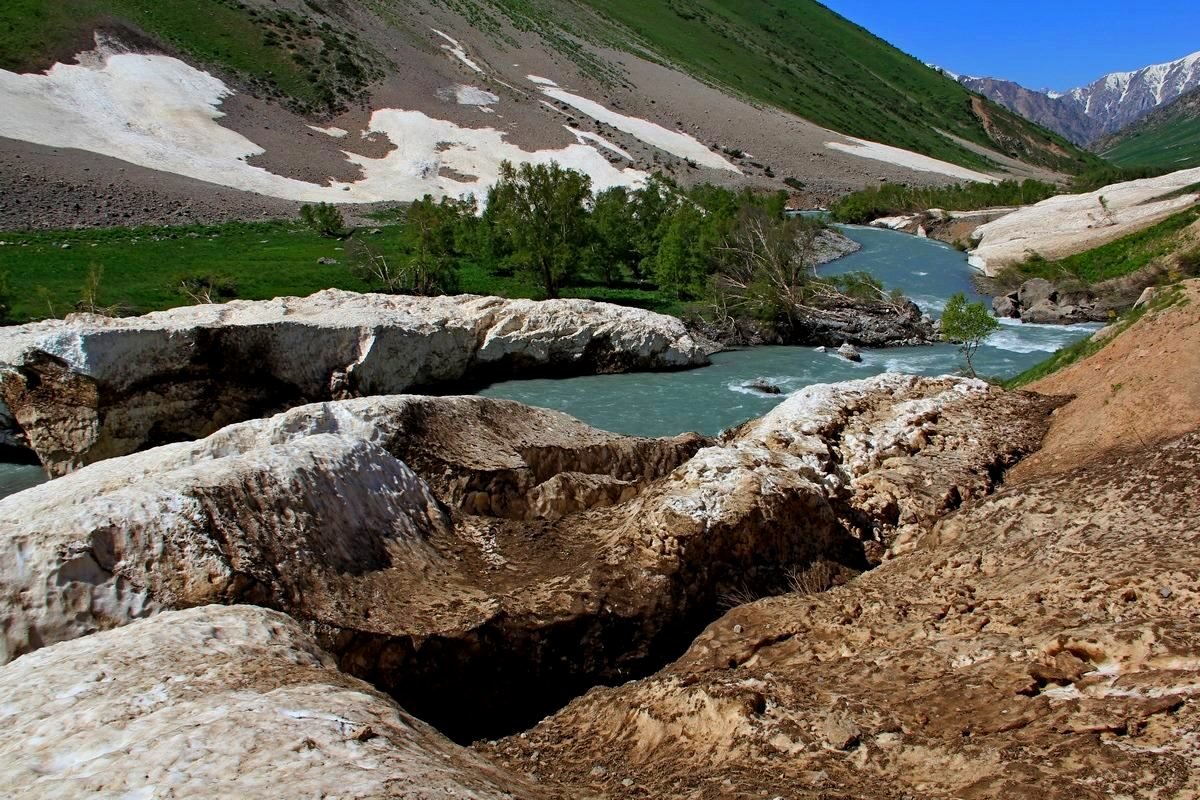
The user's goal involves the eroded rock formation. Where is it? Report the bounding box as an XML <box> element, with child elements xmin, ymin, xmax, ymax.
<box><xmin>0</xmin><ymin>605</ymin><xmax>550</xmax><ymax>799</ymax></box>
<box><xmin>0</xmin><ymin>290</ymin><xmax>714</xmax><ymax>474</ymax></box>
<box><xmin>491</xmin><ymin>429</ymin><xmax>1200</xmax><ymax>799</ymax></box>
<box><xmin>0</xmin><ymin>376</ymin><xmax>1050</xmax><ymax>742</ymax></box>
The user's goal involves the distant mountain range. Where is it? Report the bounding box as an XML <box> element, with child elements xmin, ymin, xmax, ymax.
<box><xmin>942</xmin><ymin>51</ymin><xmax>1200</xmax><ymax>147</ymax></box>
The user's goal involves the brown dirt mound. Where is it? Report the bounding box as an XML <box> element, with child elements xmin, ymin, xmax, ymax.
<box><xmin>1013</xmin><ymin>278</ymin><xmax>1200</xmax><ymax>481</ymax></box>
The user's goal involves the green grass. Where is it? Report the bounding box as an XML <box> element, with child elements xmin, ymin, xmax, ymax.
<box><xmin>0</xmin><ymin>0</ymin><xmax>382</xmax><ymax>113</ymax></box>
<box><xmin>998</xmin><ymin>205</ymin><xmax>1200</xmax><ymax>287</ymax></box>
<box><xmin>1097</xmin><ymin>87</ymin><xmax>1200</xmax><ymax>171</ymax></box>
<box><xmin>1004</xmin><ymin>284</ymin><xmax>1187</xmax><ymax>388</ymax></box>
<box><xmin>572</xmin><ymin>0</ymin><xmax>1099</xmax><ymax>173</ymax></box>
<box><xmin>1101</xmin><ymin>115</ymin><xmax>1200</xmax><ymax>170</ymax></box>
<box><xmin>0</xmin><ymin>221</ymin><xmax>681</xmax><ymax>322</ymax></box>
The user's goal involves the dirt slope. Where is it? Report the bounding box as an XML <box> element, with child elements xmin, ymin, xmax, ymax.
<box><xmin>1014</xmin><ymin>278</ymin><xmax>1200</xmax><ymax>481</ymax></box>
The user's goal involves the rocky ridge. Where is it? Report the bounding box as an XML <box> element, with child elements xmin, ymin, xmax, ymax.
<box><xmin>492</xmin><ymin>427</ymin><xmax>1200</xmax><ymax>798</ymax></box>
<box><xmin>0</xmin><ymin>290</ymin><xmax>713</xmax><ymax>474</ymax></box>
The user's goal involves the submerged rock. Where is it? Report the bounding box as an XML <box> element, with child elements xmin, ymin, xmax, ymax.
<box><xmin>0</xmin><ymin>290</ymin><xmax>713</xmax><ymax>474</ymax></box>
<box><xmin>837</xmin><ymin>342</ymin><xmax>862</xmax><ymax>361</ymax></box>
<box><xmin>746</xmin><ymin>379</ymin><xmax>783</xmax><ymax>395</ymax></box>
<box><xmin>0</xmin><ymin>605</ymin><xmax>547</xmax><ymax>799</ymax></box>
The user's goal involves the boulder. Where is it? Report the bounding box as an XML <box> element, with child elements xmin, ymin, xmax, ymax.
<box><xmin>0</xmin><ymin>605</ymin><xmax>547</xmax><ymax>799</ymax></box>
<box><xmin>0</xmin><ymin>377</ymin><xmax>1055</xmax><ymax>740</ymax></box>
<box><xmin>0</xmin><ymin>290</ymin><xmax>713</xmax><ymax>474</ymax></box>
<box><xmin>837</xmin><ymin>342</ymin><xmax>862</xmax><ymax>362</ymax></box>
<box><xmin>1018</xmin><ymin>278</ymin><xmax>1058</xmax><ymax>309</ymax></box>
<box><xmin>1022</xmin><ymin>298</ymin><xmax>1068</xmax><ymax>324</ymax></box>
<box><xmin>992</xmin><ymin>293</ymin><xmax>1020</xmax><ymax>318</ymax></box>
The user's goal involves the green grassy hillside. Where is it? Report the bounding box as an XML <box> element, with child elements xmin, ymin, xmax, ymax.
<box><xmin>1098</xmin><ymin>87</ymin><xmax>1200</xmax><ymax>170</ymax></box>
<box><xmin>571</xmin><ymin>0</ymin><xmax>1101</xmax><ymax>173</ymax></box>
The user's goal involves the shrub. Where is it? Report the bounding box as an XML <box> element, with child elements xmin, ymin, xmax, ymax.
<box><xmin>299</xmin><ymin>203</ymin><xmax>347</xmax><ymax>238</ymax></box>
<box><xmin>176</xmin><ymin>274</ymin><xmax>238</xmax><ymax>304</ymax></box>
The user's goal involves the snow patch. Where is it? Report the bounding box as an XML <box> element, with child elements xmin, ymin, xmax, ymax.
<box><xmin>537</xmin><ymin>86</ymin><xmax>739</xmax><ymax>172</ymax></box>
<box><xmin>825</xmin><ymin>137</ymin><xmax>996</xmax><ymax>183</ymax></box>
<box><xmin>439</xmin><ymin>85</ymin><xmax>499</xmax><ymax>106</ymax></box>
<box><xmin>308</xmin><ymin>125</ymin><xmax>348</xmax><ymax>138</ymax></box>
<box><xmin>430</xmin><ymin>29</ymin><xmax>483</xmax><ymax>74</ymax></box>
<box><xmin>567</xmin><ymin>128</ymin><xmax>633</xmax><ymax>161</ymax></box>
<box><xmin>527</xmin><ymin>75</ymin><xmax>559</xmax><ymax>86</ymax></box>
<box><xmin>0</xmin><ymin>50</ymin><xmax>648</xmax><ymax>204</ymax></box>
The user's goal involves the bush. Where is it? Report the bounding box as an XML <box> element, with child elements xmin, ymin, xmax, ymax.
<box><xmin>176</xmin><ymin>274</ymin><xmax>238</xmax><ymax>304</ymax></box>
<box><xmin>940</xmin><ymin>293</ymin><xmax>999</xmax><ymax>377</ymax></box>
<box><xmin>299</xmin><ymin>203</ymin><xmax>347</xmax><ymax>238</ymax></box>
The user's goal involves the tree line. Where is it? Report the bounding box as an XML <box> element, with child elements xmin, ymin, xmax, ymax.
<box><xmin>305</xmin><ymin>161</ymin><xmax>832</xmax><ymax>317</ymax></box>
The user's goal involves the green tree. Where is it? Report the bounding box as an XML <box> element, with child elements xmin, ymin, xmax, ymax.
<box><xmin>485</xmin><ymin>161</ymin><xmax>593</xmax><ymax>298</ymax></box>
<box><xmin>940</xmin><ymin>293</ymin><xmax>999</xmax><ymax>377</ymax></box>
<box><xmin>588</xmin><ymin>186</ymin><xmax>638</xmax><ymax>286</ymax></box>
<box><xmin>350</xmin><ymin>194</ymin><xmax>468</xmax><ymax>295</ymax></box>
<box><xmin>299</xmin><ymin>202</ymin><xmax>348</xmax><ymax>238</ymax></box>
<box><xmin>653</xmin><ymin>203</ymin><xmax>707</xmax><ymax>299</ymax></box>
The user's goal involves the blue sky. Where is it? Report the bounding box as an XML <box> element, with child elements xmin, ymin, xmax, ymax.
<box><xmin>821</xmin><ymin>1</ymin><xmax>1200</xmax><ymax>91</ymax></box>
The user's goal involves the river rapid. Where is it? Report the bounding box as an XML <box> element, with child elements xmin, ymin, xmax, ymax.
<box><xmin>480</xmin><ymin>225</ymin><xmax>1099</xmax><ymax>437</ymax></box>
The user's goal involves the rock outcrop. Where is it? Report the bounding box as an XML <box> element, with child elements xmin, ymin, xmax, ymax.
<box><xmin>0</xmin><ymin>605</ymin><xmax>549</xmax><ymax>799</ymax></box>
<box><xmin>992</xmin><ymin>278</ymin><xmax>1108</xmax><ymax>324</ymax></box>
<box><xmin>969</xmin><ymin>168</ymin><xmax>1200</xmax><ymax>275</ymax></box>
<box><xmin>491</xmin><ymin>428</ymin><xmax>1200</xmax><ymax>799</ymax></box>
<box><xmin>0</xmin><ymin>290</ymin><xmax>714</xmax><ymax>475</ymax></box>
<box><xmin>692</xmin><ymin>296</ymin><xmax>935</xmax><ymax>348</ymax></box>
<box><xmin>0</xmin><ymin>377</ymin><xmax>1052</xmax><ymax>741</ymax></box>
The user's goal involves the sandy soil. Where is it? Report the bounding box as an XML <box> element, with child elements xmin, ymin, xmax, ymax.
<box><xmin>1013</xmin><ymin>278</ymin><xmax>1200</xmax><ymax>481</ymax></box>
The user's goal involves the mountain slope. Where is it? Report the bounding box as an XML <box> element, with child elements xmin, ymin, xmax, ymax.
<box><xmin>570</xmin><ymin>0</ymin><xmax>1097</xmax><ymax>173</ymax></box>
<box><xmin>1095</xmin><ymin>86</ymin><xmax>1200</xmax><ymax>169</ymax></box>
<box><xmin>1065</xmin><ymin>50</ymin><xmax>1200</xmax><ymax>137</ymax></box>
<box><xmin>0</xmin><ymin>0</ymin><xmax>1103</xmax><ymax>229</ymax></box>
<box><xmin>957</xmin><ymin>76</ymin><xmax>1097</xmax><ymax>145</ymax></box>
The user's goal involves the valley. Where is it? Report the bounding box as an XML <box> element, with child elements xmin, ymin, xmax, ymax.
<box><xmin>0</xmin><ymin>2</ymin><xmax>1198</xmax><ymax>799</ymax></box>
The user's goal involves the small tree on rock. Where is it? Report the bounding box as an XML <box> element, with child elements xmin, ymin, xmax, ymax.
<box><xmin>941</xmin><ymin>292</ymin><xmax>998</xmax><ymax>377</ymax></box>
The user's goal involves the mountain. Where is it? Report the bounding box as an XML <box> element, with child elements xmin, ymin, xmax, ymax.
<box><xmin>1064</xmin><ymin>51</ymin><xmax>1200</xmax><ymax>137</ymax></box>
<box><xmin>0</xmin><ymin>0</ymin><xmax>1101</xmax><ymax>230</ymax></box>
<box><xmin>1095</xmin><ymin>85</ymin><xmax>1200</xmax><ymax>169</ymax></box>
<box><xmin>950</xmin><ymin>50</ymin><xmax>1200</xmax><ymax>146</ymax></box>
<box><xmin>956</xmin><ymin>76</ymin><xmax>1098</xmax><ymax>145</ymax></box>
